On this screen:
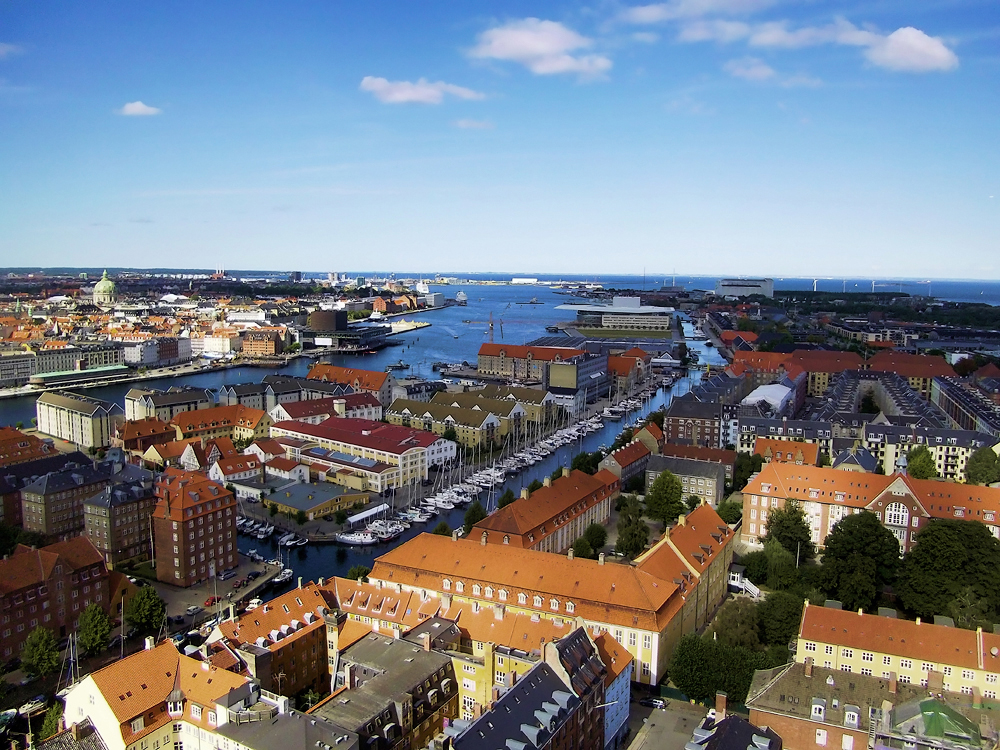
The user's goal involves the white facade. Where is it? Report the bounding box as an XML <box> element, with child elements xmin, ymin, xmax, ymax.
<box><xmin>604</xmin><ymin>657</ymin><xmax>633</xmax><ymax>750</ymax></box>
<box><xmin>124</xmin><ymin>340</ymin><xmax>159</xmax><ymax>366</ymax></box>
<box><xmin>36</xmin><ymin>392</ymin><xmax>123</xmax><ymax>448</ymax></box>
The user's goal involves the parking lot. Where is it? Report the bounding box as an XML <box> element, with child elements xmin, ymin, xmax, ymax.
<box><xmin>626</xmin><ymin>696</ymin><xmax>710</xmax><ymax>750</ymax></box>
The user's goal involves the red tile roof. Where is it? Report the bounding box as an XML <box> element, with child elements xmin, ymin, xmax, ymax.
<box><xmin>609</xmin><ymin>440</ymin><xmax>651</xmax><ymax>469</ymax></box>
<box><xmin>754</xmin><ymin>437</ymin><xmax>820</xmax><ymax>465</ymax></box>
<box><xmin>271</xmin><ymin>417</ymin><xmax>440</xmax><ymax>453</ymax></box>
<box><xmin>306</xmin><ymin>364</ymin><xmax>389</xmax><ymax>391</ymax></box>
<box><xmin>867</xmin><ymin>351</ymin><xmax>956</xmax><ymax>379</ymax></box>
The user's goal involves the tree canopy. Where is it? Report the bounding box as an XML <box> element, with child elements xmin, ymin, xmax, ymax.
<box><xmin>583</xmin><ymin>523</ymin><xmax>607</xmax><ymax>551</ymax></box>
<box><xmin>527</xmin><ymin>479</ymin><xmax>544</xmax><ymax>493</ymax></box>
<box><xmin>432</xmin><ymin>521</ymin><xmax>452</xmax><ymax>536</ymax></box>
<box><xmin>497</xmin><ymin>489</ymin><xmax>517</xmax><ymax>509</ymax></box>
<box><xmin>125</xmin><ymin>586</ymin><xmax>167</xmax><ymax>633</ymax></box>
<box><xmin>615</xmin><ymin>495</ymin><xmax>649</xmax><ymax>557</ymax></box>
<box><xmin>763</xmin><ymin>500</ymin><xmax>815</xmax><ymax>562</ymax></box>
<box><xmin>716</xmin><ymin>499</ymin><xmax>743</xmax><ymax>525</ymax></box>
<box><xmin>645</xmin><ymin>471</ymin><xmax>685</xmax><ymax>525</ymax></box>
<box><xmin>896</xmin><ymin>519</ymin><xmax>1000</xmax><ymax>621</ymax></box>
<box><xmin>756</xmin><ymin>591</ymin><xmax>805</xmax><ymax>648</ymax></box>
<box><xmin>22</xmin><ymin>626</ymin><xmax>60</xmax><ymax>677</ymax></box>
<box><xmin>463</xmin><ymin>500</ymin><xmax>487</xmax><ymax>534</ymax></box>
<box><xmin>78</xmin><ymin>603</ymin><xmax>113</xmax><ymax>656</ymax></box>
<box><xmin>669</xmin><ymin>633</ymin><xmax>774</xmax><ymax>704</ymax></box>
<box><xmin>572</xmin><ymin>537</ymin><xmax>594</xmax><ymax>559</ymax></box>
<box><xmin>820</xmin><ymin>511</ymin><xmax>899</xmax><ymax>612</ymax></box>
<box><xmin>732</xmin><ymin>453</ymin><xmax>765</xmax><ymax>492</ymax></box>
<box><xmin>346</xmin><ymin>565</ymin><xmax>371</xmax><ymax>582</ymax></box>
<box><xmin>709</xmin><ymin>598</ymin><xmax>761</xmax><ymax>651</ymax></box>
<box><xmin>570</xmin><ymin>451</ymin><xmax>603</xmax><ymax>475</ymax></box>
<box><xmin>906</xmin><ymin>445</ymin><xmax>939</xmax><ymax>480</ymax></box>
<box><xmin>966</xmin><ymin>447</ymin><xmax>1000</xmax><ymax>485</ymax></box>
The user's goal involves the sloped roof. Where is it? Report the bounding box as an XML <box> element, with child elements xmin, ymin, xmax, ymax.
<box><xmin>306</xmin><ymin>364</ymin><xmax>389</xmax><ymax>391</ymax></box>
<box><xmin>219</xmin><ymin>584</ymin><xmax>327</xmax><ymax>649</ymax></box>
<box><xmin>271</xmin><ymin>418</ymin><xmax>440</xmax><ymax>453</ymax></box>
<box><xmin>608</xmin><ymin>440</ymin><xmax>650</xmax><ymax>469</ymax></box>
<box><xmin>593</xmin><ymin>631</ymin><xmax>633</xmax><ymax>686</ymax></box>
<box><xmin>0</xmin><ymin>537</ymin><xmax>104</xmax><ymax>595</ymax></box>
<box><xmin>868</xmin><ymin>351</ymin><xmax>956</xmax><ymax>379</ymax></box>
<box><xmin>478</xmin><ymin>344</ymin><xmax>585</xmax><ymax>361</ymax></box>
<box><xmin>754</xmin><ymin>437</ymin><xmax>820</xmax><ymax>465</ymax></box>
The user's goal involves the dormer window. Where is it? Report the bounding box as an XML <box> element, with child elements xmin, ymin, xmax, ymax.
<box><xmin>472</xmin><ymin>584</ymin><xmax>482</xmax><ymax>596</ymax></box>
<box><xmin>168</xmin><ymin>701</ymin><xmax>183</xmax><ymax>716</ymax></box>
<box><xmin>812</xmin><ymin>699</ymin><xmax>826</xmax><ymax>721</ymax></box>
<box><xmin>131</xmin><ymin>717</ymin><xmax>144</xmax><ymax>733</ymax></box>
<box><xmin>442</xmin><ymin>579</ymin><xmax>451</xmax><ymax>591</ymax></box>
<box><xmin>844</xmin><ymin>707</ymin><xmax>859</xmax><ymax>729</ymax></box>
<box><xmin>533</xmin><ymin>595</ymin><xmax>542</xmax><ymax>608</ymax></box>
<box><xmin>455</xmin><ymin>582</ymin><xmax>464</xmax><ymax>594</ymax></box>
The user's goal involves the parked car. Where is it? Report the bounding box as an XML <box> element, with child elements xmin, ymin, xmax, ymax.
<box><xmin>125</xmin><ymin>626</ymin><xmax>139</xmax><ymax>639</ymax></box>
<box><xmin>204</xmin><ymin>596</ymin><xmax>221</xmax><ymax>607</ymax></box>
<box><xmin>218</xmin><ymin>570</ymin><xmax>237</xmax><ymax>581</ymax></box>
<box><xmin>168</xmin><ymin>615</ymin><xmax>186</xmax><ymax>625</ymax></box>
<box><xmin>639</xmin><ymin>697</ymin><xmax>667</xmax><ymax>709</ymax></box>
<box><xmin>246</xmin><ymin>571</ymin><xmax>261</xmax><ymax>581</ymax></box>
<box><xmin>185</xmin><ymin>605</ymin><xmax>203</xmax><ymax>616</ymax></box>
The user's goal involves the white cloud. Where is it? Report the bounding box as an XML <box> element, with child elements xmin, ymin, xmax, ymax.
<box><xmin>781</xmin><ymin>73</ymin><xmax>823</xmax><ymax>87</ymax></box>
<box><xmin>621</xmin><ymin>0</ymin><xmax>773</xmax><ymax>24</ymax></box>
<box><xmin>0</xmin><ymin>43</ymin><xmax>23</xmax><ymax>59</ymax></box>
<box><xmin>865</xmin><ymin>27</ymin><xmax>959</xmax><ymax>72</ymax></box>
<box><xmin>455</xmin><ymin>118</ymin><xmax>494</xmax><ymax>129</ymax></box>
<box><xmin>724</xmin><ymin>56</ymin><xmax>775</xmax><ymax>80</ymax></box>
<box><xmin>748</xmin><ymin>19</ymin><xmax>878</xmax><ymax>48</ymax></box>
<box><xmin>632</xmin><ymin>31</ymin><xmax>661</xmax><ymax>44</ymax></box>
<box><xmin>118</xmin><ymin>101</ymin><xmax>162</xmax><ymax>116</ymax></box>
<box><xmin>678</xmin><ymin>19</ymin><xmax>751</xmax><ymax>42</ymax></box>
<box><xmin>359</xmin><ymin>76</ymin><xmax>485</xmax><ymax>104</ymax></box>
<box><xmin>469</xmin><ymin>18</ymin><xmax>612</xmax><ymax>79</ymax></box>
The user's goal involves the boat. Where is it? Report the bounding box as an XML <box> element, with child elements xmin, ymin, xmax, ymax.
<box><xmin>518</xmin><ymin>297</ymin><xmax>544</xmax><ymax>305</ymax></box>
<box><xmin>273</xmin><ymin>568</ymin><xmax>294</xmax><ymax>584</ymax></box>
<box><xmin>336</xmin><ymin>530</ymin><xmax>379</xmax><ymax>546</ymax></box>
<box><xmin>0</xmin><ymin>709</ymin><xmax>17</xmax><ymax>737</ymax></box>
<box><xmin>545</xmin><ymin>325</ymin><xmax>560</xmax><ymax>333</ymax></box>
<box><xmin>386</xmin><ymin>360</ymin><xmax>410</xmax><ymax>371</ymax></box>
<box><xmin>293</xmin><ymin>537</ymin><xmax>308</xmax><ymax>546</ymax></box>
<box><xmin>278</xmin><ymin>533</ymin><xmax>296</xmax><ymax>545</ymax></box>
<box><xmin>456</xmin><ymin>291</ymin><xmax>468</xmax><ymax>305</ymax></box>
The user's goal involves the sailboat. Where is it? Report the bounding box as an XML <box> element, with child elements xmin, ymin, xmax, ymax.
<box><xmin>56</xmin><ymin>633</ymin><xmax>82</xmax><ymax>699</ymax></box>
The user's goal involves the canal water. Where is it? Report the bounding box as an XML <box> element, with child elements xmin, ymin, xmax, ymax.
<box><xmin>0</xmin><ymin>284</ymin><xmax>726</xmax><ymax>591</ymax></box>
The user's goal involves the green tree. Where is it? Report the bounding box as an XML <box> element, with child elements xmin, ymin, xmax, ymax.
<box><xmin>716</xmin><ymin>500</ymin><xmax>743</xmax><ymax>525</ymax></box>
<box><xmin>741</xmin><ymin>550</ymin><xmax>768</xmax><ymax>585</ymax></box>
<box><xmin>669</xmin><ymin>634</ymin><xmax>716</xmax><ymax>701</ymax></box>
<box><xmin>78</xmin><ymin>603</ymin><xmax>112</xmax><ymax>656</ymax></box>
<box><xmin>709</xmin><ymin>598</ymin><xmax>761</xmax><ymax>651</ymax></box>
<box><xmin>645</xmin><ymin>471</ymin><xmax>684</xmax><ymax>525</ymax></box>
<box><xmin>966</xmin><ymin>447</ymin><xmax>1000</xmax><ymax>485</ymax></box>
<box><xmin>764</xmin><ymin>538</ymin><xmax>799</xmax><ymax>590</ymax></box>
<box><xmin>756</xmin><ymin>591</ymin><xmax>805</xmax><ymax>647</ymax></box>
<box><xmin>269</xmin><ymin>503</ymin><xmax>278</xmax><ymax>517</ymax></box>
<box><xmin>572</xmin><ymin>537</ymin><xmax>594</xmax><ymax>559</ymax></box>
<box><xmin>432</xmin><ymin>521</ymin><xmax>452</xmax><ymax>536</ymax></box>
<box><xmin>40</xmin><ymin>702</ymin><xmax>62</xmax><ymax>741</ymax></box>
<box><xmin>498</xmin><ymin>489</ymin><xmax>517</xmax><ymax>508</ymax></box>
<box><xmin>819</xmin><ymin>511</ymin><xmax>899</xmax><ymax>612</ymax></box>
<box><xmin>732</xmin><ymin>453</ymin><xmax>765</xmax><ymax>491</ymax></box>
<box><xmin>615</xmin><ymin>496</ymin><xmax>650</xmax><ymax>557</ymax></box>
<box><xmin>625</xmin><ymin>475</ymin><xmax>645</xmax><ymax>493</ymax></box>
<box><xmin>442</xmin><ymin>427</ymin><xmax>458</xmax><ymax>443</ymax></box>
<box><xmin>295</xmin><ymin>510</ymin><xmax>307</xmax><ymax>525</ymax></box>
<box><xmin>125</xmin><ymin>585</ymin><xmax>167</xmax><ymax>633</ymax></box>
<box><xmin>897</xmin><ymin>519</ymin><xmax>1000</xmax><ymax>620</ymax></box>
<box><xmin>763</xmin><ymin>500</ymin><xmax>814</xmax><ymax>562</ymax></box>
<box><xmin>527</xmin><ymin>479</ymin><xmax>544</xmax><ymax>493</ymax></box>
<box><xmin>551</xmin><ymin>467</ymin><xmax>565</xmax><ymax>482</ymax></box>
<box><xmin>685</xmin><ymin>494</ymin><xmax>701</xmax><ymax>512</ymax></box>
<box><xmin>334</xmin><ymin>510</ymin><xmax>348</xmax><ymax>524</ymax></box>
<box><xmin>299</xmin><ymin>689</ymin><xmax>320</xmax><ymax>710</ymax></box>
<box><xmin>570</xmin><ymin>451</ymin><xmax>603</xmax><ymax>475</ymax></box>
<box><xmin>21</xmin><ymin>626</ymin><xmax>60</xmax><ymax>677</ymax></box>
<box><xmin>611</xmin><ymin>428</ymin><xmax>634</xmax><ymax>452</ymax></box>
<box><xmin>346</xmin><ymin>565</ymin><xmax>370</xmax><ymax>582</ymax></box>
<box><xmin>818</xmin><ymin>452</ymin><xmax>831</xmax><ymax>467</ymax></box>
<box><xmin>948</xmin><ymin>586</ymin><xmax>993</xmax><ymax>631</ymax></box>
<box><xmin>14</xmin><ymin>421</ymin><xmax>24</xmax><ymax>430</ymax></box>
<box><xmin>906</xmin><ymin>445</ymin><xmax>939</xmax><ymax>480</ymax></box>
<box><xmin>464</xmin><ymin>500</ymin><xmax>487</xmax><ymax>534</ymax></box>
<box><xmin>583</xmin><ymin>523</ymin><xmax>607</xmax><ymax>551</ymax></box>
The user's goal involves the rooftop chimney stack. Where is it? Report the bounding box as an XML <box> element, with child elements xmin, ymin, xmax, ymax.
<box><xmin>715</xmin><ymin>692</ymin><xmax>727</xmax><ymax>722</ymax></box>
<box><xmin>804</xmin><ymin>657</ymin><xmax>814</xmax><ymax>677</ymax></box>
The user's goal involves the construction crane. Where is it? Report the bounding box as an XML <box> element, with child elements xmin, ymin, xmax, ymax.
<box><xmin>460</xmin><ymin>311</ymin><xmax>504</xmax><ymax>343</ymax></box>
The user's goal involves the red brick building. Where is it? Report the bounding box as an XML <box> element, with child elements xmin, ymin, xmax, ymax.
<box><xmin>151</xmin><ymin>469</ymin><xmax>237</xmax><ymax>586</ymax></box>
<box><xmin>0</xmin><ymin>536</ymin><xmax>111</xmax><ymax>662</ymax></box>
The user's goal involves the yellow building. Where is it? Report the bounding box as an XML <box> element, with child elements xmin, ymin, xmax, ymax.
<box><xmin>385</xmin><ymin>399</ymin><xmax>501</xmax><ymax>448</ymax></box>
<box><xmin>796</xmin><ymin>602</ymin><xmax>1000</xmax><ymax>700</ymax></box>
<box><xmin>170</xmin><ymin>404</ymin><xmax>271</xmax><ymax>443</ymax></box>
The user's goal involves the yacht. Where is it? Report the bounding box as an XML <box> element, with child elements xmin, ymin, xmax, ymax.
<box><xmin>336</xmin><ymin>530</ymin><xmax>378</xmax><ymax>546</ymax></box>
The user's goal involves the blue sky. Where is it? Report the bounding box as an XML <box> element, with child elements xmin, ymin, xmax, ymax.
<box><xmin>1</xmin><ymin>1</ymin><xmax>997</xmax><ymax>278</ymax></box>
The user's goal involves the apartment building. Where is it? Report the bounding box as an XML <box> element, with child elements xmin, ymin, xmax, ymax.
<box><xmin>740</xmin><ymin>462</ymin><xmax>1000</xmax><ymax>553</ymax></box>
<box><xmin>932</xmin><ymin>376</ymin><xmax>1000</xmax><ymax>438</ymax></box>
<box><xmin>738</xmin><ymin>417</ymin><xmax>834</xmax><ymax>455</ymax></box>
<box><xmin>598</xmin><ymin>441</ymin><xmax>651</xmax><ymax>486</ymax></box>
<box><xmin>151</xmin><ymin>470</ymin><xmax>237</xmax><ymax>586</ymax></box>
<box><xmin>472</xmin><ymin>468</ymin><xmax>619</xmax><ymax>553</ymax></box>
<box><xmin>113</xmin><ymin>417</ymin><xmax>176</xmax><ymax>456</ymax></box>
<box><xmin>476</xmin><ymin>344</ymin><xmax>586</xmax><ymax>385</ymax></box>
<box><xmin>0</xmin><ymin>451</ymin><xmax>90</xmax><ymax>527</ymax></box>
<box><xmin>794</xmin><ymin>603</ymin><xmax>1000</xmax><ymax>697</ymax></box>
<box><xmin>170</xmin><ymin>404</ymin><xmax>272</xmax><ymax>444</ymax></box>
<box><xmin>867</xmin><ymin>351</ymin><xmax>956</xmax><ymax>400</ymax></box>
<box><xmin>475</xmin><ymin>385</ymin><xmax>558</xmax><ymax>428</ymax></box>
<box><xmin>386</xmin><ymin>399</ymin><xmax>501</xmax><ymax>449</ymax></box>
<box><xmin>659</xmin><ymin>443</ymin><xmax>735</xmax><ymax>480</ymax></box>
<box><xmin>270</xmin><ymin>417</ymin><xmax>456</xmax><ymax>485</ymax></box>
<box><xmin>209</xmin><ymin>583</ymin><xmax>329</xmax><ymax>696</ymax></box>
<box><xmin>862</xmin><ymin>423</ymin><xmax>997</xmax><ymax>481</ymax></box>
<box><xmin>645</xmin><ymin>455</ymin><xmax>726</xmax><ymax>507</ymax></box>
<box><xmin>306</xmin><ymin>364</ymin><xmax>395</xmax><ymax>408</ymax></box>
<box><xmin>0</xmin><ymin>537</ymin><xmax>111</xmax><ymax>661</ymax></box>
<box><xmin>430</xmin><ymin>391</ymin><xmax>528</xmax><ymax>438</ymax></box>
<box><xmin>125</xmin><ymin>386</ymin><xmax>214</xmax><ymax>421</ymax></box>
<box><xmin>754</xmin><ymin>437</ymin><xmax>820</xmax><ymax>465</ymax></box>
<box><xmin>36</xmin><ymin>391</ymin><xmax>124</xmax><ymax>449</ymax></box>
<box><xmin>0</xmin><ymin>426</ymin><xmax>56</xmax><ymax>468</ymax></box>
<box><xmin>663</xmin><ymin>398</ymin><xmax>723</xmax><ymax>448</ymax></box>
<box><xmin>268</xmin><ymin>393</ymin><xmax>382</xmax><ymax>424</ymax></box>
<box><xmin>83</xmin><ymin>471</ymin><xmax>157</xmax><ymax>568</ymax></box>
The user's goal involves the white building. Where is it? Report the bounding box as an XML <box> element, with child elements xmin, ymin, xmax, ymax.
<box><xmin>35</xmin><ymin>391</ymin><xmax>123</xmax><ymax>448</ymax></box>
<box><xmin>715</xmin><ymin>278</ymin><xmax>774</xmax><ymax>298</ymax></box>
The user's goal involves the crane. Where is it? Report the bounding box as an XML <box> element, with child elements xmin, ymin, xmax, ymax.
<box><xmin>461</xmin><ymin>311</ymin><xmax>504</xmax><ymax>343</ymax></box>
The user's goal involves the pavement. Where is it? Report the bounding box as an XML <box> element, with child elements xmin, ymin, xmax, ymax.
<box><xmin>626</xmin><ymin>696</ymin><xmax>710</xmax><ymax>750</ymax></box>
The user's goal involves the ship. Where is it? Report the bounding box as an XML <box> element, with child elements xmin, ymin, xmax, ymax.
<box><xmin>518</xmin><ymin>297</ymin><xmax>544</xmax><ymax>305</ymax></box>
<box><xmin>455</xmin><ymin>291</ymin><xmax>468</xmax><ymax>305</ymax></box>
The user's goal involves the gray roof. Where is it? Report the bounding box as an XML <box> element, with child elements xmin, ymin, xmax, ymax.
<box><xmin>665</xmin><ymin>397</ymin><xmax>721</xmax><ymax>421</ymax></box>
<box><xmin>223</xmin><ymin>383</ymin><xmax>267</xmax><ymax>396</ymax></box>
<box><xmin>36</xmin><ymin>391</ymin><xmax>121</xmax><ymax>416</ymax></box>
<box><xmin>688</xmin><ymin>714</ymin><xmax>781</xmax><ymax>750</ymax></box>
<box><xmin>268</xmin><ymin>483</ymin><xmax>358</xmax><ymax>511</ymax></box>
<box><xmin>37</xmin><ymin>721</ymin><xmax>108</xmax><ymax>750</ymax></box>
<box><xmin>0</xmin><ymin>451</ymin><xmax>91</xmax><ymax>494</ymax></box>
<box><xmin>647</xmin><ymin>455</ymin><xmax>727</xmax><ymax>482</ymax></box>
<box><xmin>126</xmin><ymin>387</ymin><xmax>213</xmax><ymax>407</ymax></box>
<box><xmin>84</xmin><ymin>472</ymin><xmax>156</xmax><ymax>508</ymax></box>
<box><xmin>24</xmin><ymin>461</ymin><xmax>151</xmax><ymax>498</ymax></box>
<box><xmin>863</xmin><ymin>423</ymin><xmax>997</xmax><ymax>449</ymax></box>
<box><xmin>831</xmin><ymin>447</ymin><xmax>879</xmax><ymax>472</ymax></box>
<box><xmin>453</xmin><ymin>662</ymin><xmax>578</xmax><ymax>750</ymax></box>
<box><xmin>216</xmin><ymin>708</ymin><xmax>358</xmax><ymax>750</ymax></box>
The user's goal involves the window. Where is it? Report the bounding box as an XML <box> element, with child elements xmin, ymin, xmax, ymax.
<box><xmin>550</xmin><ymin>598</ymin><xmax>559</xmax><ymax>611</ymax></box>
<box><xmin>191</xmin><ymin>705</ymin><xmax>202</xmax><ymax>720</ymax></box>
<box><xmin>861</xmin><ymin>668</ymin><xmax>872</xmax><ymax>676</ymax></box>
<box><xmin>472</xmin><ymin>584</ymin><xmax>481</xmax><ymax>596</ymax></box>
<box><xmin>629</xmin><ymin>632</ymin><xmax>637</xmax><ymax>647</ymax></box>
<box><xmin>862</xmin><ymin>652</ymin><xmax>873</xmax><ymax>662</ymax></box>
<box><xmin>841</xmin><ymin>664</ymin><xmax>852</xmax><ymax>673</ymax></box>
<box><xmin>842</xmin><ymin>735</ymin><xmax>854</xmax><ymax>750</ymax></box>
<box><xmin>885</xmin><ymin>502</ymin><xmax>909</xmax><ymax>527</ymax></box>
<box><xmin>132</xmin><ymin>718</ymin><xmax>145</xmax><ymax>733</ymax></box>
<box><xmin>841</xmin><ymin>648</ymin><xmax>853</xmax><ymax>658</ymax></box>
<box><xmin>987</xmin><ymin>674</ymin><xmax>998</xmax><ymax>684</ymax></box>
<box><xmin>518</xmin><ymin>593</ymin><xmax>527</xmax><ymax>605</ymax></box>
<box><xmin>922</xmin><ymin>663</ymin><xmax>934</xmax><ymax>672</ymax></box>
<box><xmin>499</xmin><ymin>589</ymin><xmax>508</xmax><ymax>601</ymax></box>
<box><xmin>533</xmin><ymin>595</ymin><xmax>542</xmax><ymax>608</ymax></box>
<box><xmin>805</xmin><ymin>642</ymin><xmax>817</xmax><ymax>652</ymax></box>
<box><xmin>643</xmin><ymin>634</ymin><xmax>651</xmax><ymax>649</ymax></box>
<box><xmin>642</xmin><ymin>661</ymin><xmax>650</xmax><ymax>677</ymax></box>
<box><xmin>455</xmin><ymin>582</ymin><xmax>464</xmax><ymax>593</ymax></box>
<box><xmin>566</xmin><ymin>601</ymin><xmax>574</xmax><ymax>613</ymax></box>
<box><xmin>826</xmin><ymin>645</ymin><xmax>834</xmax><ymax>655</ymax></box>
<box><xmin>963</xmin><ymin>670</ymin><xmax>974</xmax><ymax>680</ymax></box>
<box><xmin>943</xmin><ymin>666</ymin><xmax>952</xmax><ymax>676</ymax></box>
<box><xmin>816</xmin><ymin>729</ymin><xmax>828</xmax><ymax>746</ymax></box>
<box><xmin>442</xmin><ymin>579</ymin><xmax>451</xmax><ymax>590</ymax></box>
<box><xmin>883</xmin><ymin>656</ymin><xmax>892</xmax><ymax>666</ymax></box>
<box><xmin>901</xmin><ymin>659</ymin><xmax>912</xmax><ymax>669</ymax></box>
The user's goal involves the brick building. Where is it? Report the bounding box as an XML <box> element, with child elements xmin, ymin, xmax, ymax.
<box><xmin>151</xmin><ymin>470</ymin><xmax>237</xmax><ymax>586</ymax></box>
<box><xmin>83</xmin><ymin>472</ymin><xmax>157</xmax><ymax>568</ymax></box>
<box><xmin>663</xmin><ymin>397</ymin><xmax>723</xmax><ymax>448</ymax></box>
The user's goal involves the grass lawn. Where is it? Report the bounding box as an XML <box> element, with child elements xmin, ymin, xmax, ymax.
<box><xmin>129</xmin><ymin>561</ymin><xmax>157</xmax><ymax>580</ymax></box>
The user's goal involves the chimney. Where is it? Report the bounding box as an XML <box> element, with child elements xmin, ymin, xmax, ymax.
<box><xmin>451</xmin><ymin>530</ymin><xmax>458</xmax><ymax>542</ymax></box>
<box><xmin>562</xmin><ymin>467</ymin><xmax>570</xmax><ymax>478</ymax></box>
<box><xmin>543</xmin><ymin>476</ymin><xmax>551</xmax><ymax>487</ymax></box>
<box><xmin>70</xmin><ymin>723</ymin><xmax>80</xmax><ymax>742</ymax></box>
<box><xmin>715</xmin><ymin>692</ymin><xmax>727</xmax><ymax>722</ymax></box>
<box><xmin>916</xmin><ymin>617</ymin><xmax>921</xmax><ymax>625</ymax></box>
<box><xmin>677</xmin><ymin>514</ymin><xmax>686</xmax><ymax>526</ymax></box>
<box><xmin>521</xmin><ymin>488</ymin><xmax>530</xmax><ymax>500</ymax></box>
<box><xmin>319</xmin><ymin>577</ymin><xmax>325</xmax><ymax>586</ymax></box>
<box><xmin>804</xmin><ymin>657</ymin><xmax>814</xmax><ymax>677</ymax></box>
<box><xmin>201</xmin><ymin>436</ymin><xmax>206</xmax><ymax>449</ymax></box>
<box><xmin>598</xmin><ymin>553</ymin><xmax>605</xmax><ymax>565</ymax></box>
<box><xmin>298</xmin><ymin>577</ymin><xmax>303</xmax><ymax>589</ymax></box>
<box><xmin>481</xmin><ymin>531</ymin><xmax>488</xmax><ymax>546</ymax></box>
<box><xmin>144</xmin><ymin>636</ymin><xmax>155</xmax><ymax>651</ymax></box>
<box><xmin>889</xmin><ymin>671</ymin><xmax>897</xmax><ymax>694</ymax></box>
<box><xmin>421</xmin><ymin>632</ymin><xmax>431</xmax><ymax>652</ymax></box>
<box><xmin>568</xmin><ymin>548</ymin><xmax>574</xmax><ymax>560</ymax></box>
<box><xmin>494</xmin><ymin>604</ymin><xmax>504</xmax><ymax>621</ymax></box>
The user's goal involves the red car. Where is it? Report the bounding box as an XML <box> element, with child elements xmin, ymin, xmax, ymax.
<box><xmin>204</xmin><ymin>596</ymin><xmax>222</xmax><ymax>607</ymax></box>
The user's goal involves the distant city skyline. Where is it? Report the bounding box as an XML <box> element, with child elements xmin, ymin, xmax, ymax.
<box><xmin>1</xmin><ymin>2</ymin><xmax>997</xmax><ymax>278</ymax></box>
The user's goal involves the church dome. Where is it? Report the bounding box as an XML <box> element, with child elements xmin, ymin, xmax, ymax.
<box><xmin>93</xmin><ymin>270</ymin><xmax>117</xmax><ymax>305</ymax></box>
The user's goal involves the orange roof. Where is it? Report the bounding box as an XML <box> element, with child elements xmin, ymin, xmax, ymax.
<box><xmin>151</xmin><ymin>469</ymin><xmax>233</xmax><ymax>522</ymax></box>
<box><xmin>324</xmin><ymin>578</ymin><xmax>427</xmax><ymax>629</ymax></box>
<box><xmin>213</xmin><ymin>456</ymin><xmax>261</xmax><ymax>476</ymax></box>
<box><xmin>266</xmin><ymin>457</ymin><xmax>300</xmax><ymax>472</ymax></box>
<box><xmin>171</xmin><ymin>404</ymin><xmax>268</xmax><ymax>433</ymax></box>
<box><xmin>478</xmin><ymin>343</ymin><xmax>585</xmax><ymax>362</ymax></box>
<box><xmin>219</xmin><ymin>584</ymin><xmax>327</xmax><ymax>649</ymax></box>
<box><xmin>976</xmin><ymin>363</ymin><xmax>1000</xmax><ymax>380</ymax></box>
<box><xmin>754</xmin><ymin>437</ymin><xmax>820</xmax><ymax>466</ymax></box>
<box><xmin>789</xmin><ymin>350</ymin><xmax>864</xmax><ymax>373</ymax></box>
<box><xmin>659</xmin><ymin>504</ymin><xmax>733</xmax><ymax>575</ymax></box>
<box><xmin>1</xmin><ymin>537</ymin><xmax>105</xmax><ymax>595</ymax></box>
<box><xmin>0</xmin><ymin>427</ymin><xmax>54</xmax><ymax>467</ymax></box>
<box><xmin>867</xmin><ymin>351</ymin><xmax>956</xmax><ymax>379</ymax></box>
<box><xmin>637</xmin><ymin>422</ymin><xmax>663</xmax><ymax>441</ymax></box>
<box><xmin>720</xmin><ymin>330</ymin><xmax>758</xmax><ymax>344</ymax></box>
<box><xmin>369</xmin><ymin>533</ymin><xmax>680</xmax><ymax>632</ymax></box>
<box><xmin>733</xmin><ymin>351</ymin><xmax>791</xmax><ymax>372</ymax></box>
<box><xmin>474</xmin><ymin>469</ymin><xmax>618</xmax><ymax>544</ymax></box>
<box><xmin>338</xmin><ymin>618</ymin><xmax>373</xmax><ymax>650</ymax></box>
<box><xmin>660</xmin><ymin>443</ymin><xmax>735</xmax><ymax>467</ymax></box>
<box><xmin>248</xmin><ymin>439</ymin><xmax>286</xmax><ymax>457</ymax></box>
<box><xmin>798</xmin><ymin>602</ymin><xmax>1000</xmax><ymax>673</ymax></box>
<box><xmin>608</xmin><ymin>356</ymin><xmax>638</xmax><ymax>377</ymax></box>
<box><xmin>621</xmin><ymin>347</ymin><xmax>649</xmax><ymax>359</ymax></box>
<box><xmin>117</xmin><ymin>417</ymin><xmax>175</xmax><ymax>442</ymax></box>
<box><xmin>443</xmin><ymin>602</ymin><xmax>572</xmax><ymax>651</ymax></box>
<box><xmin>608</xmin><ymin>441</ymin><xmax>651</xmax><ymax>469</ymax></box>
<box><xmin>306</xmin><ymin>363</ymin><xmax>389</xmax><ymax>391</ymax></box>
<box><xmin>744</xmin><ymin>462</ymin><xmax>892</xmax><ymax>508</ymax></box>
<box><xmin>594</xmin><ymin>632</ymin><xmax>633</xmax><ymax>686</ymax></box>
